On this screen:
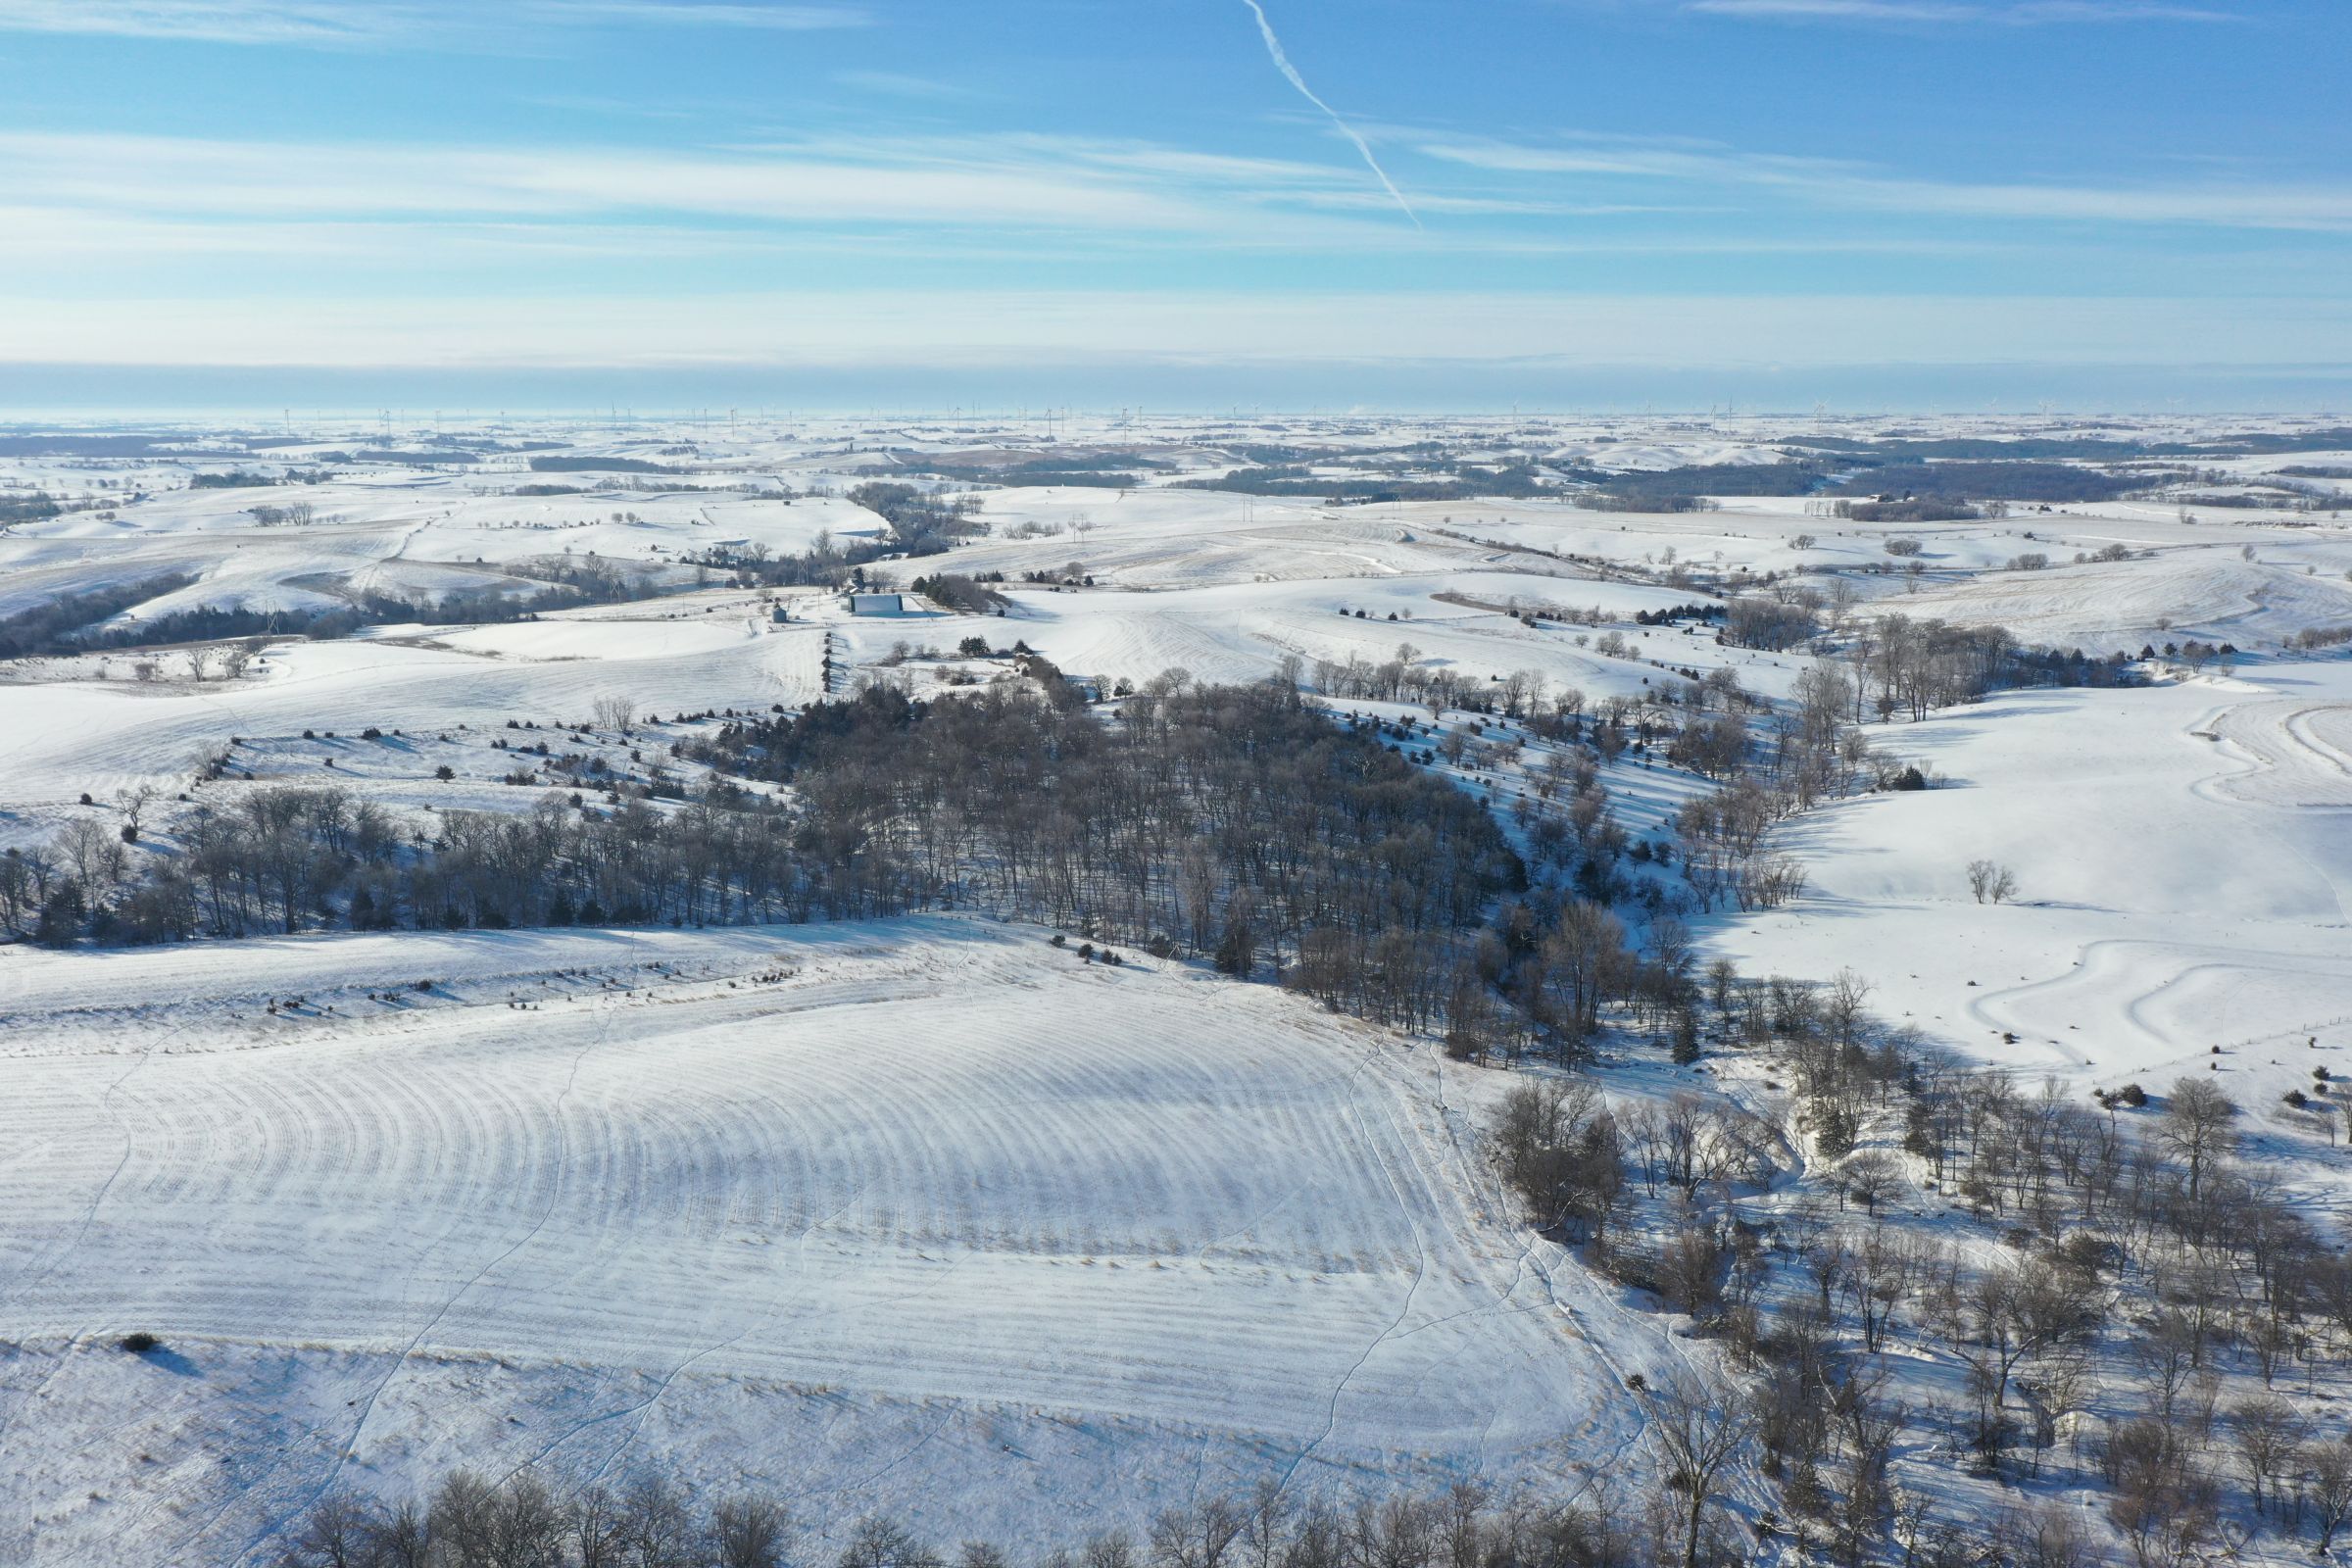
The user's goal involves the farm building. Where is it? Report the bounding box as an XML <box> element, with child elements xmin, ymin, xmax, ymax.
<box><xmin>843</xmin><ymin>592</ymin><xmax>906</xmax><ymax>615</ymax></box>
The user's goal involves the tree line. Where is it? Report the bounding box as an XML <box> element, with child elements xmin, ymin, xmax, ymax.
<box><xmin>266</xmin><ymin>1446</ymin><xmax>1753</xmax><ymax>1568</ymax></box>
<box><xmin>13</xmin><ymin>680</ymin><xmax>1551</xmax><ymax>1046</ymax></box>
<box><xmin>11</xmin><ymin>650</ymin><xmax>1883</xmax><ymax>1065</ymax></box>
<box><xmin>0</xmin><ymin>558</ymin><xmax>651</xmax><ymax>661</ymax></box>
<box><xmin>693</xmin><ymin>680</ymin><xmax>1528</xmax><ymax>1039</ymax></box>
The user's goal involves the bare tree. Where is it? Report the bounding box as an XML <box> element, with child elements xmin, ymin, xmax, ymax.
<box><xmin>56</xmin><ymin>816</ymin><xmax>128</xmax><ymax>890</ymax></box>
<box><xmin>115</xmin><ymin>782</ymin><xmax>157</xmax><ymax>833</ymax></box>
<box><xmin>283</xmin><ymin>1494</ymin><xmax>381</xmax><ymax>1568</ymax></box>
<box><xmin>1890</xmin><ymin>1486</ymin><xmax>1937</xmax><ymax>1568</ymax></box>
<box><xmin>1840</xmin><ymin>1151</ymin><xmax>1905</xmax><ymax>1217</ymax></box>
<box><xmin>2102</xmin><ymin>1413</ymin><xmax>2218</xmax><ymax>1567</ymax></box>
<box><xmin>1150</xmin><ymin>1494</ymin><xmax>1246</xmax><ymax>1568</ymax></box>
<box><xmin>1966</xmin><ymin>858</ymin><xmax>2017</xmax><ymax>905</ymax></box>
<box><xmin>840</xmin><ymin>1515</ymin><xmax>943</xmax><ymax>1568</ymax></box>
<box><xmin>2132</xmin><ymin>1311</ymin><xmax>2197</xmax><ymax>1423</ymax></box>
<box><xmin>2158</xmin><ymin>1077</ymin><xmax>2237</xmax><ymax>1207</ymax></box>
<box><xmin>427</xmin><ymin>1471</ymin><xmax>499</xmax><ymax>1565</ymax></box>
<box><xmin>487</xmin><ymin>1473</ymin><xmax>564</xmax><ymax>1567</ymax></box>
<box><xmin>371</xmin><ymin>1499</ymin><xmax>431</xmax><ymax>1568</ymax></box>
<box><xmin>1656</xmin><ymin>1223</ymin><xmax>1731</xmax><ymax>1320</ymax></box>
<box><xmin>569</xmin><ymin>1484</ymin><xmax>626</xmax><ymax>1568</ymax></box>
<box><xmin>1972</xmin><ymin>1255</ymin><xmax>2098</xmax><ymax>1415</ymax></box>
<box><xmin>1997</xmin><ymin>1501</ymin><xmax>2100</xmax><ymax>1568</ymax></box>
<box><xmin>1644</xmin><ymin>1365</ymin><xmax>1755</xmax><ymax>1568</ymax></box>
<box><xmin>621</xmin><ymin>1475</ymin><xmax>707</xmax><ymax>1568</ymax></box>
<box><xmin>1233</xmin><ymin>1479</ymin><xmax>1290</xmax><ymax>1568</ymax></box>
<box><xmin>1822</xmin><ymin>967</ymin><xmax>1873</xmax><ymax>1052</ymax></box>
<box><xmin>593</xmin><ymin>694</ymin><xmax>638</xmax><ymax>733</ymax></box>
<box><xmin>1083</xmin><ymin>1529</ymin><xmax>1142</xmax><ymax>1568</ymax></box>
<box><xmin>2230</xmin><ymin>1395</ymin><xmax>2306</xmax><ymax>1516</ymax></box>
<box><xmin>1848</xmin><ymin>1226</ymin><xmax>1916</xmax><ymax>1354</ymax></box>
<box><xmin>2015</xmin><ymin>1348</ymin><xmax>2097</xmax><ymax>1472</ymax></box>
<box><xmin>2313</xmin><ymin>1437</ymin><xmax>2352</xmax><ymax>1555</ymax></box>
<box><xmin>713</xmin><ymin>1495</ymin><xmax>794</xmax><ymax>1568</ymax></box>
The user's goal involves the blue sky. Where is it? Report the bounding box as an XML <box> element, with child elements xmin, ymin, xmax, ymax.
<box><xmin>0</xmin><ymin>0</ymin><xmax>2346</xmax><ymax>410</ymax></box>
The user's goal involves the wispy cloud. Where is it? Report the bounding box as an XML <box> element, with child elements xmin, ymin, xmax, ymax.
<box><xmin>0</xmin><ymin>129</ymin><xmax>1430</xmax><ymax>245</ymax></box>
<box><xmin>0</xmin><ymin>131</ymin><xmax>1190</xmax><ymax>228</ymax></box>
<box><xmin>2</xmin><ymin>289</ymin><xmax>2340</xmax><ymax>370</ymax></box>
<box><xmin>1684</xmin><ymin>0</ymin><xmax>2236</xmax><ymax>24</ymax></box>
<box><xmin>832</xmin><ymin>69</ymin><xmax>978</xmax><ymax>101</ymax></box>
<box><xmin>527</xmin><ymin>2</ymin><xmax>866</xmax><ymax>30</ymax></box>
<box><xmin>0</xmin><ymin>1</ymin><xmax>416</xmax><ymax>44</ymax></box>
<box><xmin>0</xmin><ymin>0</ymin><xmax>867</xmax><ymax>47</ymax></box>
<box><xmin>0</xmin><ymin>198</ymin><xmax>2040</xmax><ymax>273</ymax></box>
<box><xmin>1414</xmin><ymin>131</ymin><xmax>2352</xmax><ymax>231</ymax></box>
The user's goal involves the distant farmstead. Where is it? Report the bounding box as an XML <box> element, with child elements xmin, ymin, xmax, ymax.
<box><xmin>844</xmin><ymin>592</ymin><xmax>906</xmax><ymax>616</ymax></box>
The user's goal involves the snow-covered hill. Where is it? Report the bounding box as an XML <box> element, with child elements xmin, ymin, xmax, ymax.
<box><xmin>0</xmin><ymin>917</ymin><xmax>1653</xmax><ymax>1566</ymax></box>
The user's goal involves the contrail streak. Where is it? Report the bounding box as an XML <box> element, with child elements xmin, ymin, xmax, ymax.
<box><xmin>1240</xmin><ymin>0</ymin><xmax>1421</xmax><ymax>227</ymax></box>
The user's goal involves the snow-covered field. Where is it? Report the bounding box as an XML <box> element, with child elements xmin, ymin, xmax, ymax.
<box><xmin>0</xmin><ymin>917</ymin><xmax>1653</xmax><ymax>1566</ymax></box>
<box><xmin>6</xmin><ymin>411</ymin><xmax>2352</xmax><ymax>1562</ymax></box>
<box><xmin>1705</xmin><ymin>663</ymin><xmax>2352</xmax><ymax>1097</ymax></box>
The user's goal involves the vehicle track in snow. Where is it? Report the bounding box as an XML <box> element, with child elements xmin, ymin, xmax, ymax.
<box><xmin>0</xmin><ymin>920</ymin><xmax>1626</xmax><ymax>1565</ymax></box>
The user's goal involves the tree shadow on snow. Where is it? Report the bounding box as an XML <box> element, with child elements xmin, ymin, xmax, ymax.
<box><xmin>133</xmin><ymin>1345</ymin><xmax>203</xmax><ymax>1378</ymax></box>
